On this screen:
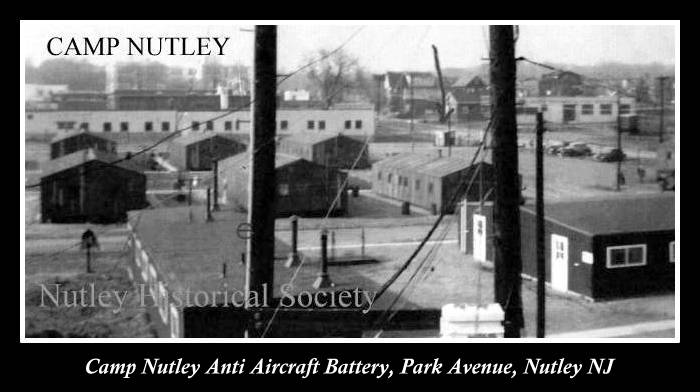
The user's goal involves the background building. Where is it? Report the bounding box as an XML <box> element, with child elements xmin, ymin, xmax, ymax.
<box><xmin>167</xmin><ymin>133</ymin><xmax>247</xmax><ymax>171</ymax></box>
<box><xmin>50</xmin><ymin>131</ymin><xmax>117</xmax><ymax>159</ymax></box>
<box><xmin>217</xmin><ymin>153</ymin><xmax>348</xmax><ymax>217</ymax></box>
<box><xmin>277</xmin><ymin>133</ymin><xmax>370</xmax><ymax>170</ymax></box>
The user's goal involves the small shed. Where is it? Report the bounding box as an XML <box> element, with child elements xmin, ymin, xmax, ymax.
<box><xmin>277</xmin><ymin>133</ymin><xmax>370</xmax><ymax>170</ymax></box>
<box><xmin>168</xmin><ymin>133</ymin><xmax>247</xmax><ymax>171</ymax></box>
<box><xmin>40</xmin><ymin>148</ymin><xmax>147</xmax><ymax>223</ymax></box>
<box><xmin>372</xmin><ymin>152</ymin><xmax>496</xmax><ymax>214</ymax></box>
<box><xmin>217</xmin><ymin>152</ymin><xmax>348</xmax><ymax>217</ymax></box>
<box><xmin>50</xmin><ymin>131</ymin><xmax>117</xmax><ymax>159</ymax></box>
<box><xmin>459</xmin><ymin>194</ymin><xmax>675</xmax><ymax>300</ymax></box>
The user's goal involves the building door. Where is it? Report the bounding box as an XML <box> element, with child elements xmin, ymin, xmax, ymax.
<box><xmin>473</xmin><ymin>214</ymin><xmax>487</xmax><ymax>262</ymax></box>
<box><xmin>563</xmin><ymin>105</ymin><xmax>576</xmax><ymax>123</ymax></box>
<box><xmin>551</xmin><ymin>234</ymin><xmax>569</xmax><ymax>292</ymax></box>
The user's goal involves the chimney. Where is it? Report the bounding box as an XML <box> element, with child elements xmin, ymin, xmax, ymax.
<box><xmin>218</xmin><ymin>84</ymin><xmax>229</xmax><ymax>110</ymax></box>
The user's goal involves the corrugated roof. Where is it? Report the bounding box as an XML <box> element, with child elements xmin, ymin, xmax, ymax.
<box><xmin>218</xmin><ymin>152</ymin><xmax>303</xmax><ymax>170</ymax></box>
<box><xmin>170</xmin><ymin>132</ymin><xmax>247</xmax><ymax>146</ymax></box>
<box><xmin>375</xmin><ymin>153</ymin><xmax>481</xmax><ymax>178</ymax></box>
<box><xmin>414</xmin><ymin>156</ymin><xmax>474</xmax><ymax>177</ymax></box>
<box><xmin>40</xmin><ymin>148</ymin><xmax>142</xmax><ymax>178</ymax></box>
<box><xmin>50</xmin><ymin>130</ymin><xmax>115</xmax><ymax>144</ymax></box>
<box><xmin>374</xmin><ymin>153</ymin><xmax>437</xmax><ymax>172</ymax></box>
<box><xmin>522</xmin><ymin>194</ymin><xmax>675</xmax><ymax>235</ymax></box>
<box><xmin>280</xmin><ymin>132</ymin><xmax>362</xmax><ymax>146</ymax></box>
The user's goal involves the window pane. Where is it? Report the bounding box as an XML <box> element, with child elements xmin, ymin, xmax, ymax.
<box><xmin>610</xmin><ymin>249</ymin><xmax>627</xmax><ymax>266</ymax></box>
<box><xmin>628</xmin><ymin>247</ymin><xmax>644</xmax><ymax>265</ymax></box>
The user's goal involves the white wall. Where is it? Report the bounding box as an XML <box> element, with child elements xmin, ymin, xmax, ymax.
<box><xmin>25</xmin><ymin>109</ymin><xmax>376</xmax><ymax>137</ymax></box>
<box><xmin>517</xmin><ymin>96</ymin><xmax>636</xmax><ymax>126</ymax></box>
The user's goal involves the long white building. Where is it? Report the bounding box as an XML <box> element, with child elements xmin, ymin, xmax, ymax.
<box><xmin>516</xmin><ymin>96</ymin><xmax>636</xmax><ymax>126</ymax></box>
<box><xmin>25</xmin><ymin>108</ymin><xmax>376</xmax><ymax>137</ymax></box>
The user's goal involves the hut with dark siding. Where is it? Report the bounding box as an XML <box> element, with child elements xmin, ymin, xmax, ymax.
<box><xmin>458</xmin><ymin>194</ymin><xmax>675</xmax><ymax>300</ymax></box>
<box><xmin>277</xmin><ymin>132</ymin><xmax>370</xmax><ymax>169</ymax></box>
<box><xmin>216</xmin><ymin>152</ymin><xmax>347</xmax><ymax>217</ymax></box>
<box><xmin>40</xmin><ymin>148</ymin><xmax>147</xmax><ymax>223</ymax></box>
<box><xmin>50</xmin><ymin>131</ymin><xmax>117</xmax><ymax>159</ymax></box>
<box><xmin>167</xmin><ymin>133</ymin><xmax>247</xmax><ymax>171</ymax></box>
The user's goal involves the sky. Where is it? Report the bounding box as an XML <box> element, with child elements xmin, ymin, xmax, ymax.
<box><xmin>21</xmin><ymin>22</ymin><xmax>677</xmax><ymax>73</ymax></box>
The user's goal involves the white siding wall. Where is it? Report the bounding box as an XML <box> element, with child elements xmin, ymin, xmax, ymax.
<box><xmin>517</xmin><ymin>96</ymin><xmax>636</xmax><ymax>125</ymax></box>
<box><xmin>25</xmin><ymin>109</ymin><xmax>376</xmax><ymax>137</ymax></box>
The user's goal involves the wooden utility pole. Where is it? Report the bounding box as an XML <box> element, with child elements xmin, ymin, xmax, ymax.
<box><xmin>432</xmin><ymin>45</ymin><xmax>447</xmax><ymax>123</ymax></box>
<box><xmin>657</xmin><ymin>76</ymin><xmax>669</xmax><ymax>144</ymax></box>
<box><xmin>616</xmin><ymin>94</ymin><xmax>622</xmax><ymax>191</ymax></box>
<box><xmin>410</xmin><ymin>75</ymin><xmax>415</xmax><ymax>152</ymax></box>
<box><xmin>489</xmin><ymin>26</ymin><xmax>524</xmax><ymax>338</ymax></box>
<box><xmin>535</xmin><ymin>112</ymin><xmax>545</xmax><ymax>338</ymax></box>
<box><xmin>212</xmin><ymin>159</ymin><xmax>219</xmax><ymax>211</ymax></box>
<box><xmin>246</xmin><ymin>25</ymin><xmax>277</xmax><ymax>309</ymax></box>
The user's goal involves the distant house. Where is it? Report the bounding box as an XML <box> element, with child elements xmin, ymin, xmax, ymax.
<box><xmin>216</xmin><ymin>153</ymin><xmax>348</xmax><ymax>217</ymax></box>
<box><xmin>459</xmin><ymin>194</ymin><xmax>675</xmax><ymax>300</ymax></box>
<box><xmin>50</xmin><ymin>131</ymin><xmax>117</xmax><ymax>159</ymax></box>
<box><xmin>277</xmin><ymin>133</ymin><xmax>370</xmax><ymax>170</ymax></box>
<box><xmin>168</xmin><ymin>133</ymin><xmax>247</xmax><ymax>171</ymax></box>
<box><xmin>40</xmin><ymin>148</ymin><xmax>147</xmax><ymax>223</ymax></box>
<box><xmin>445</xmin><ymin>76</ymin><xmax>490</xmax><ymax>121</ymax></box>
<box><xmin>539</xmin><ymin>71</ymin><xmax>585</xmax><ymax>97</ymax></box>
<box><xmin>380</xmin><ymin>72</ymin><xmax>407</xmax><ymax>112</ymax></box>
<box><xmin>372</xmin><ymin>152</ymin><xmax>497</xmax><ymax>214</ymax></box>
<box><xmin>401</xmin><ymin>72</ymin><xmax>441</xmax><ymax>116</ymax></box>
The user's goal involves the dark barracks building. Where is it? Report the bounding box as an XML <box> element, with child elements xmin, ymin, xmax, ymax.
<box><xmin>458</xmin><ymin>194</ymin><xmax>675</xmax><ymax>300</ymax></box>
<box><xmin>216</xmin><ymin>152</ymin><xmax>348</xmax><ymax>217</ymax></box>
<box><xmin>167</xmin><ymin>133</ymin><xmax>247</xmax><ymax>171</ymax></box>
<box><xmin>40</xmin><ymin>148</ymin><xmax>147</xmax><ymax>223</ymax></box>
<box><xmin>277</xmin><ymin>132</ymin><xmax>370</xmax><ymax>170</ymax></box>
<box><xmin>50</xmin><ymin>131</ymin><xmax>117</xmax><ymax>159</ymax></box>
<box><xmin>372</xmin><ymin>152</ymin><xmax>496</xmax><ymax>214</ymax></box>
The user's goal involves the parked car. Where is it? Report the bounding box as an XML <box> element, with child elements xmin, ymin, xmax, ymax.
<box><xmin>546</xmin><ymin>141</ymin><xmax>568</xmax><ymax>155</ymax></box>
<box><xmin>657</xmin><ymin>168</ymin><xmax>675</xmax><ymax>191</ymax></box>
<box><xmin>560</xmin><ymin>142</ymin><xmax>592</xmax><ymax>157</ymax></box>
<box><xmin>594</xmin><ymin>148</ymin><xmax>626</xmax><ymax>162</ymax></box>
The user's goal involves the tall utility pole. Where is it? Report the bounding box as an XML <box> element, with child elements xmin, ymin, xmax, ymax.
<box><xmin>616</xmin><ymin>93</ymin><xmax>622</xmax><ymax>191</ymax></box>
<box><xmin>657</xmin><ymin>76</ymin><xmax>669</xmax><ymax>144</ymax></box>
<box><xmin>535</xmin><ymin>112</ymin><xmax>545</xmax><ymax>338</ymax></box>
<box><xmin>246</xmin><ymin>26</ymin><xmax>277</xmax><ymax>309</ymax></box>
<box><xmin>489</xmin><ymin>26</ymin><xmax>524</xmax><ymax>338</ymax></box>
<box><xmin>409</xmin><ymin>75</ymin><xmax>415</xmax><ymax>152</ymax></box>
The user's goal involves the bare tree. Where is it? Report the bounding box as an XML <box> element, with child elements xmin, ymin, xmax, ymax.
<box><xmin>305</xmin><ymin>49</ymin><xmax>359</xmax><ymax>108</ymax></box>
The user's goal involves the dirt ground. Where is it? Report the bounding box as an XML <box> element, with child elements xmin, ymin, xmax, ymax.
<box><xmin>24</xmin><ymin>224</ymin><xmax>156</xmax><ymax>338</ymax></box>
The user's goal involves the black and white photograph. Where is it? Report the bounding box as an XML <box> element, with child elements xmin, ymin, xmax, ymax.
<box><xmin>20</xmin><ymin>21</ymin><xmax>678</xmax><ymax>342</ymax></box>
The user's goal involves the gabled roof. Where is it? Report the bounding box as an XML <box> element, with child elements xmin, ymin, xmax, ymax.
<box><xmin>376</xmin><ymin>152</ymin><xmax>490</xmax><ymax>179</ymax></box>
<box><xmin>218</xmin><ymin>152</ymin><xmax>303</xmax><ymax>170</ymax></box>
<box><xmin>522</xmin><ymin>194</ymin><xmax>675</xmax><ymax>235</ymax></box>
<box><xmin>414</xmin><ymin>156</ymin><xmax>477</xmax><ymax>178</ymax></box>
<box><xmin>170</xmin><ymin>132</ymin><xmax>247</xmax><ymax>146</ymax></box>
<box><xmin>279</xmin><ymin>132</ymin><xmax>362</xmax><ymax>146</ymax></box>
<box><xmin>453</xmin><ymin>75</ymin><xmax>488</xmax><ymax>89</ymax></box>
<box><xmin>50</xmin><ymin>130</ymin><xmax>115</xmax><ymax>144</ymax></box>
<box><xmin>40</xmin><ymin>148</ymin><xmax>142</xmax><ymax>178</ymax></box>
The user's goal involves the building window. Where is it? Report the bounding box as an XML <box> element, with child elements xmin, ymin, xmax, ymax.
<box><xmin>307</xmin><ymin>121</ymin><xmax>315</xmax><ymax>130</ymax></box>
<box><xmin>387</xmin><ymin>173</ymin><xmax>392</xmax><ymax>183</ymax></box>
<box><xmin>103</xmin><ymin>122</ymin><xmax>112</xmax><ymax>132</ymax></box>
<box><xmin>355</xmin><ymin>120</ymin><xmax>362</xmax><ymax>129</ymax></box>
<box><xmin>619</xmin><ymin>104</ymin><xmax>631</xmax><ymax>115</ymax></box>
<box><xmin>235</xmin><ymin>120</ymin><xmax>240</xmax><ymax>131</ymax></box>
<box><xmin>345</xmin><ymin>120</ymin><xmax>352</xmax><ymax>130</ymax></box>
<box><xmin>669</xmin><ymin>241</ymin><xmax>675</xmax><ymax>263</ymax></box>
<box><xmin>428</xmin><ymin>182</ymin><xmax>434</xmax><ymax>194</ymax></box>
<box><xmin>415</xmin><ymin>179</ymin><xmax>421</xmax><ymax>190</ymax></box>
<box><xmin>278</xmin><ymin>183</ymin><xmax>290</xmax><ymax>196</ymax></box>
<box><xmin>145</xmin><ymin>122</ymin><xmax>153</xmax><ymax>132</ymax></box>
<box><xmin>377</xmin><ymin>171</ymin><xmax>382</xmax><ymax>181</ymax></box>
<box><xmin>224</xmin><ymin>121</ymin><xmax>232</xmax><ymax>131</ymax></box>
<box><xmin>582</xmin><ymin>104</ymin><xmax>594</xmax><ymax>115</ymax></box>
<box><xmin>281</xmin><ymin>120</ymin><xmax>288</xmax><ymax>130</ymax></box>
<box><xmin>192</xmin><ymin>121</ymin><xmax>200</xmax><ymax>131</ymax></box>
<box><xmin>120</xmin><ymin>122</ymin><xmax>129</xmax><ymax>132</ymax></box>
<box><xmin>600</xmin><ymin>104</ymin><xmax>613</xmax><ymax>115</ymax></box>
<box><xmin>319</xmin><ymin>121</ymin><xmax>326</xmax><ymax>130</ymax></box>
<box><xmin>27</xmin><ymin>114</ymin><xmax>34</xmax><ymax>120</ymax></box>
<box><xmin>79</xmin><ymin>122</ymin><xmax>89</xmax><ymax>131</ymax></box>
<box><xmin>206</xmin><ymin>121</ymin><xmax>214</xmax><ymax>131</ymax></box>
<box><xmin>606</xmin><ymin>244</ymin><xmax>647</xmax><ymax>269</ymax></box>
<box><xmin>162</xmin><ymin>122</ymin><xmax>170</xmax><ymax>132</ymax></box>
<box><xmin>57</xmin><ymin>121</ymin><xmax>75</xmax><ymax>130</ymax></box>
